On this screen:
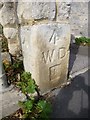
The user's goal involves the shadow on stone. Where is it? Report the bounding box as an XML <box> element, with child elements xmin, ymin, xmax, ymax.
<box><xmin>51</xmin><ymin>70</ymin><xmax>89</xmax><ymax>118</ymax></box>
<box><xmin>68</xmin><ymin>34</ymin><xmax>79</xmax><ymax>74</ymax></box>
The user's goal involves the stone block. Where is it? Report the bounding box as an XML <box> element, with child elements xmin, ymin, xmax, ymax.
<box><xmin>0</xmin><ymin>2</ymin><xmax>16</xmax><ymax>26</ymax></box>
<box><xmin>3</xmin><ymin>28</ymin><xmax>18</xmax><ymax>41</ymax></box>
<box><xmin>1</xmin><ymin>52</ymin><xmax>11</xmax><ymax>62</ymax></box>
<box><xmin>70</xmin><ymin>2</ymin><xmax>88</xmax><ymax>37</ymax></box>
<box><xmin>17</xmin><ymin>1</ymin><xmax>56</xmax><ymax>23</ymax></box>
<box><xmin>20</xmin><ymin>23</ymin><xmax>70</xmax><ymax>93</ymax></box>
<box><xmin>57</xmin><ymin>2</ymin><xmax>71</xmax><ymax>22</ymax></box>
<box><xmin>3</xmin><ymin>27</ymin><xmax>20</xmax><ymax>55</ymax></box>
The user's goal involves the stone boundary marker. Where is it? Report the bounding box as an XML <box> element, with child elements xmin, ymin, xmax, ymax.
<box><xmin>21</xmin><ymin>23</ymin><xmax>70</xmax><ymax>93</ymax></box>
<box><xmin>0</xmin><ymin>1</ymin><xmax>71</xmax><ymax>93</ymax></box>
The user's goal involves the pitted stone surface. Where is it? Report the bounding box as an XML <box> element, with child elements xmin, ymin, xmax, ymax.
<box><xmin>0</xmin><ymin>88</ymin><xmax>26</xmax><ymax>119</ymax></box>
<box><xmin>57</xmin><ymin>2</ymin><xmax>71</xmax><ymax>22</ymax></box>
<box><xmin>70</xmin><ymin>2</ymin><xmax>88</xmax><ymax>37</ymax></box>
<box><xmin>3</xmin><ymin>28</ymin><xmax>18</xmax><ymax>41</ymax></box>
<box><xmin>0</xmin><ymin>2</ymin><xmax>16</xmax><ymax>27</ymax></box>
<box><xmin>3</xmin><ymin>27</ymin><xmax>20</xmax><ymax>55</ymax></box>
<box><xmin>20</xmin><ymin>23</ymin><xmax>70</xmax><ymax>93</ymax></box>
<box><xmin>17</xmin><ymin>1</ymin><xmax>56</xmax><ymax>23</ymax></box>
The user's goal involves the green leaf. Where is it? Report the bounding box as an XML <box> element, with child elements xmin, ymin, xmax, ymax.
<box><xmin>26</xmin><ymin>80</ymin><xmax>36</xmax><ymax>93</ymax></box>
<box><xmin>24</xmin><ymin>100</ymin><xmax>33</xmax><ymax>112</ymax></box>
<box><xmin>37</xmin><ymin>100</ymin><xmax>51</xmax><ymax>114</ymax></box>
<box><xmin>21</xmin><ymin>72</ymin><xmax>31</xmax><ymax>82</ymax></box>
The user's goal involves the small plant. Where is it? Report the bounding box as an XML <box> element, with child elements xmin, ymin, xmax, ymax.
<box><xmin>75</xmin><ymin>37</ymin><xmax>90</xmax><ymax>46</ymax></box>
<box><xmin>16</xmin><ymin>72</ymin><xmax>52</xmax><ymax>120</ymax></box>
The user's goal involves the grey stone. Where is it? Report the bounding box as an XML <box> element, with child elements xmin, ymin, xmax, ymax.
<box><xmin>70</xmin><ymin>2</ymin><xmax>88</xmax><ymax>36</ymax></box>
<box><xmin>17</xmin><ymin>1</ymin><xmax>56</xmax><ymax>23</ymax></box>
<box><xmin>1</xmin><ymin>52</ymin><xmax>11</xmax><ymax>62</ymax></box>
<box><xmin>57</xmin><ymin>2</ymin><xmax>71</xmax><ymax>22</ymax></box>
<box><xmin>3</xmin><ymin>27</ymin><xmax>20</xmax><ymax>55</ymax></box>
<box><xmin>20</xmin><ymin>23</ymin><xmax>70</xmax><ymax>94</ymax></box>
<box><xmin>3</xmin><ymin>28</ymin><xmax>18</xmax><ymax>41</ymax></box>
<box><xmin>0</xmin><ymin>2</ymin><xmax>16</xmax><ymax>26</ymax></box>
<box><xmin>0</xmin><ymin>88</ymin><xmax>26</xmax><ymax>119</ymax></box>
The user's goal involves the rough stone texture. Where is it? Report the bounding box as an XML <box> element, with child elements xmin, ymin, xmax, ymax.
<box><xmin>17</xmin><ymin>1</ymin><xmax>56</xmax><ymax>23</ymax></box>
<box><xmin>3</xmin><ymin>28</ymin><xmax>18</xmax><ymax>41</ymax></box>
<box><xmin>1</xmin><ymin>52</ymin><xmax>11</xmax><ymax>62</ymax></box>
<box><xmin>0</xmin><ymin>88</ymin><xmax>26</xmax><ymax>119</ymax></box>
<box><xmin>70</xmin><ymin>2</ymin><xmax>88</xmax><ymax>37</ymax></box>
<box><xmin>57</xmin><ymin>2</ymin><xmax>71</xmax><ymax>22</ymax></box>
<box><xmin>0</xmin><ymin>2</ymin><xmax>16</xmax><ymax>27</ymax></box>
<box><xmin>3</xmin><ymin>27</ymin><xmax>20</xmax><ymax>55</ymax></box>
<box><xmin>0</xmin><ymin>1</ymin><xmax>89</xmax><ymax>55</ymax></box>
<box><xmin>21</xmin><ymin>23</ymin><xmax>70</xmax><ymax>93</ymax></box>
<box><xmin>0</xmin><ymin>2</ymin><xmax>20</xmax><ymax>55</ymax></box>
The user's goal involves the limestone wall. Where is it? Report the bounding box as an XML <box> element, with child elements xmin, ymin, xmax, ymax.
<box><xmin>70</xmin><ymin>2</ymin><xmax>88</xmax><ymax>37</ymax></box>
<box><xmin>0</xmin><ymin>1</ymin><xmax>89</xmax><ymax>55</ymax></box>
<box><xmin>17</xmin><ymin>1</ymin><xmax>71</xmax><ymax>93</ymax></box>
<box><xmin>0</xmin><ymin>0</ymin><xmax>89</xmax><ymax>93</ymax></box>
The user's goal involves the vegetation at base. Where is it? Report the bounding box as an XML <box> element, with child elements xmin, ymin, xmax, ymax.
<box><xmin>3</xmin><ymin>58</ymin><xmax>52</xmax><ymax>120</ymax></box>
<box><xmin>16</xmin><ymin>72</ymin><xmax>52</xmax><ymax>120</ymax></box>
<box><xmin>75</xmin><ymin>37</ymin><xmax>90</xmax><ymax>46</ymax></box>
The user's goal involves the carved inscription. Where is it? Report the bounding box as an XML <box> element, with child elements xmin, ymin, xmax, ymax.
<box><xmin>49</xmin><ymin>64</ymin><xmax>61</xmax><ymax>81</ymax></box>
<box><xmin>58</xmin><ymin>47</ymin><xmax>65</xmax><ymax>59</ymax></box>
<box><xmin>42</xmin><ymin>47</ymin><xmax>65</xmax><ymax>63</ymax></box>
<box><xmin>42</xmin><ymin>49</ymin><xmax>55</xmax><ymax>63</ymax></box>
<box><xmin>49</xmin><ymin>30</ymin><xmax>60</xmax><ymax>44</ymax></box>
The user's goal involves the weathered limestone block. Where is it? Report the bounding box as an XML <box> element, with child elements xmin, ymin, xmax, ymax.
<box><xmin>21</xmin><ymin>23</ymin><xmax>70</xmax><ymax>93</ymax></box>
<box><xmin>57</xmin><ymin>2</ymin><xmax>71</xmax><ymax>22</ymax></box>
<box><xmin>70</xmin><ymin>2</ymin><xmax>88</xmax><ymax>36</ymax></box>
<box><xmin>17</xmin><ymin>1</ymin><xmax>56</xmax><ymax>23</ymax></box>
<box><xmin>0</xmin><ymin>2</ymin><xmax>16</xmax><ymax>27</ymax></box>
<box><xmin>3</xmin><ymin>27</ymin><xmax>19</xmax><ymax>55</ymax></box>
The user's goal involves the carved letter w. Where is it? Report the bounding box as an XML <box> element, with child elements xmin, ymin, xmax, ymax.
<box><xmin>42</xmin><ymin>49</ymin><xmax>55</xmax><ymax>63</ymax></box>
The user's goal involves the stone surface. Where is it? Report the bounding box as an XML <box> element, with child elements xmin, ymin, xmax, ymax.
<box><xmin>70</xmin><ymin>2</ymin><xmax>88</xmax><ymax>37</ymax></box>
<box><xmin>0</xmin><ymin>2</ymin><xmax>16</xmax><ymax>27</ymax></box>
<box><xmin>17</xmin><ymin>1</ymin><xmax>56</xmax><ymax>23</ymax></box>
<box><xmin>3</xmin><ymin>28</ymin><xmax>18</xmax><ymax>42</ymax></box>
<box><xmin>0</xmin><ymin>88</ymin><xmax>26</xmax><ymax>119</ymax></box>
<box><xmin>69</xmin><ymin>44</ymin><xmax>89</xmax><ymax>75</ymax></box>
<box><xmin>3</xmin><ymin>27</ymin><xmax>20</xmax><ymax>55</ymax></box>
<box><xmin>57</xmin><ymin>2</ymin><xmax>71</xmax><ymax>22</ymax></box>
<box><xmin>1</xmin><ymin>52</ymin><xmax>11</xmax><ymax>62</ymax></box>
<box><xmin>20</xmin><ymin>23</ymin><xmax>70</xmax><ymax>93</ymax></box>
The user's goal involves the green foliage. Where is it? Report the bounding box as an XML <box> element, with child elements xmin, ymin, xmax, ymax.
<box><xmin>17</xmin><ymin>72</ymin><xmax>37</xmax><ymax>94</ymax></box>
<box><xmin>3</xmin><ymin>55</ymin><xmax>51</xmax><ymax>119</ymax></box>
<box><xmin>75</xmin><ymin>37</ymin><xmax>90</xmax><ymax>45</ymax></box>
<box><xmin>17</xmin><ymin>72</ymin><xmax>52</xmax><ymax>120</ymax></box>
<box><xmin>37</xmin><ymin>100</ymin><xmax>52</xmax><ymax>120</ymax></box>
